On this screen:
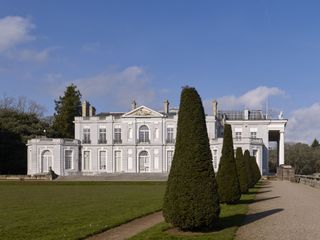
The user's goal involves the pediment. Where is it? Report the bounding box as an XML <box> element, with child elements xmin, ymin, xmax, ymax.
<box><xmin>122</xmin><ymin>106</ymin><xmax>164</xmax><ymax>118</ymax></box>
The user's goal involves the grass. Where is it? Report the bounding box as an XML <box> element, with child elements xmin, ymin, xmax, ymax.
<box><xmin>0</xmin><ymin>181</ymin><xmax>166</xmax><ymax>240</ymax></box>
<box><xmin>129</xmin><ymin>185</ymin><xmax>260</xmax><ymax>240</ymax></box>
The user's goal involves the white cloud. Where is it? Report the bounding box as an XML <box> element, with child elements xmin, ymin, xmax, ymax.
<box><xmin>53</xmin><ymin>66</ymin><xmax>158</xmax><ymax>110</ymax></box>
<box><xmin>286</xmin><ymin>103</ymin><xmax>320</xmax><ymax>143</ymax></box>
<box><xmin>6</xmin><ymin>48</ymin><xmax>51</xmax><ymax>62</ymax></box>
<box><xmin>0</xmin><ymin>16</ymin><xmax>34</xmax><ymax>52</ymax></box>
<box><xmin>218</xmin><ymin>86</ymin><xmax>285</xmax><ymax>109</ymax></box>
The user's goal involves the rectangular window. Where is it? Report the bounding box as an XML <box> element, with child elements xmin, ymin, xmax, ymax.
<box><xmin>167</xmin><ymin>128</ymin><xmax>174</xmax><ymax>143</ymax></box>
<box><xmin>83</xmin><ymin>128</ymin><xmax>91</xmax><ymax>144</ymax></box>
<box><xmin>99</xmin><ymin>128</ymin><xmax>107</xmax><ymax>144</ymax></box>
<box><xmin>235</xmin><ymin>132</ymin><xmax>242</xmax><ymax>141</ymax></box>
<box><xmin>99</xmin><ymin>151</ymin><xmax>106</xmax><ymax>170</ymax></box>
<box><xmin>167</xmin><ymin>150</ymin><xmax>174</xmax><ymax>171</ymax></box>
<box><xmin>251</xmin><ymin>131</ymin><xmax>257</xmax><ymax>139</ymax></box>
<box><xmin>114</xmin><ymin>150</ymin><xmax>121</xmax><ymax>172</ymax></box>
<box><xmin>114</xmin><ymin>128</ymin><xmax>122</xmax><ymax>144</ymax></box>
<box><xmin>139</xmin><ymin>126</ymin><xmax>150</xmax><ymax>143</ymax></box>
<box><xmin>212</xmin><ymin>149</ymin><xmax>217</xmax><ymax>169</ymax></box>
<box><xmin>83</xmin><ymin>151</ymin><xmax>90</xmax><ymax>170</ymax></box>
<box><xmin>65</xmin><ymin>150</ymin><xmax>72</xmax><ymax>170</ymax></box>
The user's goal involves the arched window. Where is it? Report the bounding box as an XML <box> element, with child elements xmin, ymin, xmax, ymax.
<box><xmin>139</xmin><ymin>151</ymin><xmax>149</xmax><ymax>172</ymax></box>
<box><xmin>139</xmin><ymin>125</ymin><xmax>150</xmax><ymax>143</ymax></box>
<box><xmin>41</xmin><ymin>150</ymin><xmax>52</xmax><ymax>173</ymax></box>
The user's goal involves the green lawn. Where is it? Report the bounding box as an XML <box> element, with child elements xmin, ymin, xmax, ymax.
<box><xmin>129</xmin><ymin>186</ymin><xmax>259</xmax><ymax>240</ymax></box>
<box><xmin>0</xmin><ymin>181</ymin><xmax>166</xmax><ymax>240</ymax></box>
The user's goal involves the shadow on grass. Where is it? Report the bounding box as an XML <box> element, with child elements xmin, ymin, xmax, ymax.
<box><xmin>246</xmin><ymin>190</ymin><xmax>272</xmax><ymax>195</ymax></box>
<box><xmin>214</xmin><ymin>208</ymin><xmax>284</xmax><ymax>230</ymax></box>
<box><xmin>238</xmin><ymin>196</ymin><xmax>280</xmax><ymax>205</ymax></box>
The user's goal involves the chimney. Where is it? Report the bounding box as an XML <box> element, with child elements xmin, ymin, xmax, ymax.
<box><xmin>164</xmin><ymin>99</ymin><xmax>169</xmax><ymax>114</ymax></box>
<box><xmin>212</xmin><ymin>99</ymin><xmax>218</xmax><ymax>117</ymax></box>
<box><xmin>89</xmin><ymin>106</ymin><xmax>96</xmax><ymax>117</ymax></box>
<box><xmin>82</xmin><ymin>101</ymin><xmax>90</xmax><ymax>117</ymax></box>
<box><xmin>131</xmin><ymin>100</ymin><xmax>137</xmax><ymax>110</ymax></box>
<box><xmin>244</xmin><ymin>109</ymin><xmax>249</xmax><ymax>120</ymax></box>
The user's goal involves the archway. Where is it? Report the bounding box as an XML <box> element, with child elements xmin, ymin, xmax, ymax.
<box><xmin>139</xmin><ymin>151</ymin><xmax>149</xmax><ymax>172</ymax></box>
<box><xmin>41</xmin><ymin>150</ymin><xmax>52</xmax><ymax>173</ymax></box>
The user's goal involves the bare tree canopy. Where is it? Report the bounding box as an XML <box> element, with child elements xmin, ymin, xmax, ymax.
<box><xmin>0</xmin><ymin>95</ymin><xmax>46</xmax><ymax>117</ymax></box>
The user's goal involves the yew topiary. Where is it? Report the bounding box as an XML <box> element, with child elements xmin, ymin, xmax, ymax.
<box><xmin>163</xmin><ymin>87</ymin><xmax>220</xmax><ymax>231</ymax></box>
<box><xmin>216</xmin><ymin>124</ymin><xmax>241</xmax><ymax>204</ymax></box>
<box><xmin>243</xmin><ymin>150</ymin><xmax>253</xmax><ymax>188</ymax></box>
<box><xmin>250</xmin><ymin>156</ymin><xmax>261</xmax><ymax>185</ymax></box>
<box><xmin>236</xmin><ymin>147</ymin><xmax>249</xmax><ymax>193</ymax></box>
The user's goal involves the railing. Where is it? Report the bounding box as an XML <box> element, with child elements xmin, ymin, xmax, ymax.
<box><xmin>293</xmin><ymin>175</ymin><xmax>320</xmax><ymax>188</ymax></box>
<box><xmin>138</xmin><ymin>139</ymin><xmax>150</xmax><ymax>144</ymax></box>
<box><xmin>166</xmin><ymin>139</ymin><xmax>176</xmax><ymax>144</ymax></box>
<box><xmin>233</xmin><ymin>137</ymin><xmax>263</xmax><ymax>145</ymax></box>
<box><xmin>113</xmin><ymin>139</ymin><xmax>122</xmax><ymax>144</ymax></box>
<box><xmin>98</xmin><ymin>139</ymin><xmax>107</xmax><ymax>144</ymax></box>
<box><xmin>249</xmin><ymin>138</ymin><xmax>263</xmax><ymax>144</ymax></box>
<box><xmin>82</xmin><ymin>139</ymin><xmax>91</xmax><ymax>144</ymax></box>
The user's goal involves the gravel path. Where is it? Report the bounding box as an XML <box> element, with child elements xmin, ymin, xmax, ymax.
<box><xmin>236</xmin><ymin>180</ymin><xmax>320</xmax><ymax>240</ymax></box>
<box><xmin>86</xmin><ymin>211</ymin><xmax>164</xmax><ymax>240</ymax></box>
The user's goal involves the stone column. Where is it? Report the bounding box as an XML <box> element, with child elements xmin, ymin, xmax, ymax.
<box><xmin>279</xmin><ymin>130</ymin><xmax>285</xmax><ymax>165</ymax></box>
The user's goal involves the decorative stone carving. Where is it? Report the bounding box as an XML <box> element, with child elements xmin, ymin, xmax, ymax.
<box><xmin>133</xmin><ymin>108</ymin><xmax>152</xmax><ymax>116</ymax></box>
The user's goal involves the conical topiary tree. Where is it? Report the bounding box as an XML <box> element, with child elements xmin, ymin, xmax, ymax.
<box><xmin>216</xmin><ymin>124</ymin><xmax>241</xmax><ymax>204</ymax></box>
<box><xmin>250</xmin><ymin>156</ymin><xmax>261</xmax><ymax>185</ymax></box>
<box><xmin>235</xmin><ymin>147</ymin><xmax>249</xmax><ymax>193</ymax></box>
<box><xmin>243</xmin><ymin>150</ymin><xmax>253</xmax><ymax>188</ymax></box>
<box><xmin>163</xmin><ymin>87</ymin><xmax>220</xmax><ymax>231</ymax></box>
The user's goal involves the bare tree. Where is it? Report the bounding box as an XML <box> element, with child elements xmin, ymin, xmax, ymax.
<box><xmin>0</xmin><ymin>95</ymin><xmax>46</xmax><ymax>117</ymax></box>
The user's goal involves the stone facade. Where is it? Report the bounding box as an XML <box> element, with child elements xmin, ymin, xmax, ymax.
<box><xmin>27</xmin><ymin>100</ymin><xmax>287</xmax><ymax>176</ymax></box>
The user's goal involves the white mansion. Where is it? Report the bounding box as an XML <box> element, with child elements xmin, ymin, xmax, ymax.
<box><xmin>27</xmin><ymin>100</ymin><xmax>287</xmax><ymax>176</ymax></box>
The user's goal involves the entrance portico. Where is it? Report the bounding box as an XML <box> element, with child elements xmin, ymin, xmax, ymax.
<box><xmin>268</xmin><ymin>120</ymin><xmax>287</xmax><ymax>166</ymax></box>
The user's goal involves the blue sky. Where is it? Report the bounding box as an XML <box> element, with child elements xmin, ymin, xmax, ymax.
<box><xmin>1</xmin><ymin>0</ymin><xmax>320</xmax><ymax>142</ymax></box>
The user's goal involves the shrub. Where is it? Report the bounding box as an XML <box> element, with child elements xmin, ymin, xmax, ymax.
<box><xmin>163</xmin><ymin>87</ymin><xmax>220</xmax><ymax>231</ymax></box>
<box><xmin>216</xmin><ymin>124</ymin><xmax>241</xmax><ymax>204</ymax></box>
<box><xmin>251</xmin><ymin>156</ymin><xmax>261</xmax><ymax>185</ymax></box>
<box><xmin>235</xmin><ymin>147</ymin><xmax>249</xmax><ymax>193</ymax></box>
<box><xmin>243</xmin><ymin>150</ymin><xmax>253</xmax><ymax>188</ymax></box>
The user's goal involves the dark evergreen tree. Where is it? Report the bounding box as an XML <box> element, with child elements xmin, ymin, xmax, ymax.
<box><xmin>250</xmin><ymin>156</ymin><xmax>261</xmax><ymax>184</ymax></box>
<box><xmin>0</xmin><ymin>128</ymin><xmax>26</xmax><ymax>174</ymax></box>
<box><xmin>51</xmin><ymin>84</ymin><xmax>81</xmax><ymax>138</ymax></box>
<box><xmin>235</xmin><ymin>147</ymin><xmax>249</xmax><ymax>193</ymax></box>
<box><xmin>311</xmin><ymin>139</ymin><xmax>319</xmax><ymax>148</ymax></box>
<box><xmin>0</xmin><ymin>108</ymin><xmax>49</xmax><ymax>174</ymax></box>
<box><xmin>163</xmin><ymin>87</ymin><xmax>220</xmax><ymax>231</ymax></box>
<box><xmin>243</xmin><ymin>150</ymin><xmax>253</xmax><ymax>188</ymax></box>
<box><xmin>216</xmin><ymin>124</ymin><xmax>241</xmax><ymax>204</ymax></box>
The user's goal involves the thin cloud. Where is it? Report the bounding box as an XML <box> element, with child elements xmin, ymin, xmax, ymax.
<box><xmin>286</xmin><ymin>103</ymin><xmax>320</xmax><ymax>143</ymax></box>
<box><xmin>6</xmin><ymin>48</ymin><xmax>53</xmax><ymax>63</ymax></box>
<box><xmin>51</xmin><ymin>66</ymin><xmax>160</xmax><ymax>111</ymax></box>
<box><xmin>218</xmin><ymin>86</ymin><xmax>285</xmax><ymax>110</ymax></box>
<box><xmin>0</xmin><ymin>16</ymin><xmax>54</xmax><ymax>63</ymax></box>
<box><xmin>204</xmin><ymin>86</ymin><xmax>285</xmax><ymax>114</ymax></box>
<box><xmin>0</xmin><ymin>16</ymin><xmax>35</xmax><ymax>53</ymax></box>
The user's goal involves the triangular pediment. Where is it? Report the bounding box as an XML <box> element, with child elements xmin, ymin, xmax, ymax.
<box><xmin>122</xmin><ymin>106</ymin><xmax>164</xmax><ymax>118</ymax></box>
